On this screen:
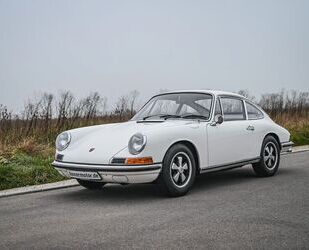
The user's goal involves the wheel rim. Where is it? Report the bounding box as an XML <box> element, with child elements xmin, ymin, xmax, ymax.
<box><xmin>170</xmin><ymin>152</ymin><xmax>192</xmax><ymax>188</ymax></box>
<box><xmin>263</xmin><ymin>142</ymin><xmax>278</xmax><ymax>170</ymax></box>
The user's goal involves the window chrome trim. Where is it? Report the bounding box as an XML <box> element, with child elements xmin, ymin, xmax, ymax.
<box><xmin>243</xmin><ymin>99</ymin><xmax>248</xmax><ymax>120</ymax></box>
<box><xmin>218</xmin><ymin>95</ymin><xmax>247</xmax><ymax>122</ymax></box>
<box><xmin>211</xmin><ymin>96</ymin><xmax>223</xmax><ymax>123</ymax></box>
<box><xmin>244</xmin><ymin>100</ymin><xmax>265</xmax><ymax>120</ymax></box>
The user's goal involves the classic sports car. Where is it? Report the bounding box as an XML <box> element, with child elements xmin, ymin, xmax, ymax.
<box><xmin>52</xmin><ymin>90</ymin><xmax>293</xmax><ymax>196</ymax></box>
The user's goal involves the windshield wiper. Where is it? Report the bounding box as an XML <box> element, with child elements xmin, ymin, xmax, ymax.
<box><xmin>142</xmin><ymin>114</ymin><xmax>181</xmax><ymax>120</ymax></box>
<box><xmin>181</xmin><ymin>114</ymin><xmax>208</xmax><ymax>120</ymax></box>
<box><xmin>142</xmin><ymin>114</ymin><xmax>163</xmax><ymax>120</ymax></box>
<box><xmin>142</xmin><ymin>114</ymin><xmax>207</xmax><ymax>121</ymax></box>
<box><xmin>159</xmin><ymin>114</ymin><xmax>182</xmax><ymax>120</ymax></box>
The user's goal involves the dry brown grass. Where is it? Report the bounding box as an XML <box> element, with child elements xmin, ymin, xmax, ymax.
<box><xmin>272</xmin><ymin>113</ymin><xmax>309</xmax><ymax>145</ymax></box>
<box><xmin>0</xmin><ymin>138</ymin><xmax>54</xmax><ymax>158</ymax></box>
<box><xmin>273</xmin><ymin>114</ymin><xmax>308</xmax><ymax>129</ymax></box>
<box><xmin>0</xmin><ymin>89</ymin><xmax>308</xmax><ymax>155</ymax></box>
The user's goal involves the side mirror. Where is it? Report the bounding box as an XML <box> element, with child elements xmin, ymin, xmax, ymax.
<box><xmin>211</xmin><ymin>114</ymin><xmax>223</xmax><ymax>126</ymax></box>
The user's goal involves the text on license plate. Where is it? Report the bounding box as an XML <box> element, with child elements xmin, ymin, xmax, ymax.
<box><xmin>68</xmin><ymin>170</ymin><xmax>101</xmax><ymax>180</ymax></box>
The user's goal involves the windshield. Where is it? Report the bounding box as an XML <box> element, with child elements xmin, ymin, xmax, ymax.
<box><xmin>132</xmin><ymin>93</ymin><xmax>213</xmax><ymax>121</ymax></box>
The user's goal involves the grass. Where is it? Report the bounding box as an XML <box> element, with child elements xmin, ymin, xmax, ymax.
<box><xmin>0</xmin><ymin>140</ymin><xmax>65</xmax><ymax>191</ymax></box>
<box><xmin>288</xmin><ymin>126</ymin><xmax>309</xmax><ymax>146</ymax></box>
<box><xmin>274</xmin><ymin>114</ymin><xmax>309</xmax><ymax>146</ymax></box>
<box><xmin>0</xmin><ymin>154</ymin><xmax>65</xmax><ymax>191</ymax></box>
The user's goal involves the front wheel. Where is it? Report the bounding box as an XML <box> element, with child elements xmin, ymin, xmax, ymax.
<box><xmin>252</xmin><ymin>136</ymin><xmax>280</xmax><ymax>177</ymax></box>
<box><xmin>157</xmin><ymin>144</ymin><xmax>196</xmax><ymax>197</ymax></box>
<box><xmin>77</xmin><ymin>179</ymin><xmax>106</xmax><ymax>190</ymax></box>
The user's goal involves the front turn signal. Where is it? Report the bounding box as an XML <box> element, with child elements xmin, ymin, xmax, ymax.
<box><xmin>125</xmin><ymin>157</ymin><xmax>153</xmax><ymax>165</ymax></box>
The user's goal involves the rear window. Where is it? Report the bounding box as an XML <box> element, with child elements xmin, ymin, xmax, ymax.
<box><xmin>246</xmin><ymin>101</ymin><xmax>263</xmax><ymax>119</ymax></box>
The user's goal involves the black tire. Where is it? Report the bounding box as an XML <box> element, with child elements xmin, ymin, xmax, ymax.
<box><xmin>77</xmin><ymin>179</ymin><xmax>106</xmax><ymax>190</ymax></box>
<box><xmin>252</xmin><ymin>135</ymin><xmax>280</xmax><ymax>177</ymax></box>
<box><xmin>157</xmin><ymin>144</ymin><xmax>196</xmax><ymax>197</ymax></box>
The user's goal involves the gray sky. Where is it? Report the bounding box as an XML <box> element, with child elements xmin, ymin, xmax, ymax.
<box><xmin>0</xmin><ymin>0</ymin><xmax>308</xmax><ymax>112</ymax></box>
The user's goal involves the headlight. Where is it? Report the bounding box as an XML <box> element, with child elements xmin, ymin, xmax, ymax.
<box><xmin>128</xmin><ymin>133</ymin><xmax>147</xmax><ymax>155</ymax></box>
<box><xmin>56</xmin><ymin>132</ymin><xmax>71</xmax><ymax>151</ymax></box>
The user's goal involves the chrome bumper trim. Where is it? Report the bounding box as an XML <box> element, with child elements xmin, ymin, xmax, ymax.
<box><xmin>53</xmin><ymin>161</ymin><xmax>162</xmax><ymax>184</ymax></box>
<box><xmin>281</xmin><ymin>141</ymin><xmax>294</xmax><ymax>153</ymax></box>
<box><xmin>281</xmin><ymin>141</ymin><xmax>294</xmax><ymax>148</ymax></box>
<box><xmin>52</xmin><ymin>160</ymin><xmax>162</xmax><ymax>172</ymax></box>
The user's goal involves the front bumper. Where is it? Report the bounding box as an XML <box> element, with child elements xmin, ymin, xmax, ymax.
<box><xmin>281</xmin><ymin>141</ymin><xmax>294</xmax><ymax>153</ymax></box>
<box><xmin>52</xmin><ymin>160</ymin><xmax>162</xmax><ymax>184</ymax></box>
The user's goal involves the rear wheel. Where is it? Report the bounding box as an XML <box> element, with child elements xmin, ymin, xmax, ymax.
<box><xmin>77</xmin><ymin>179</ymin><xmax>106</xmax><ymax>190</ymax></box>
<box><xmin>157</xmin><ymin>144</ymin><xmax>196</xmax><ymax>197</ymax></box>
<box><xmin>252</xmin><ymin>136</ymin><xmax>280</xmax><ymax>177</ymax></box>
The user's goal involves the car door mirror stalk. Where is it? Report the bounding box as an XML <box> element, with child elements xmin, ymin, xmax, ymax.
<box><xmin>211</xmin><ymin>115</ymin><xmax>223</xmax><ymax>126</ymax></box>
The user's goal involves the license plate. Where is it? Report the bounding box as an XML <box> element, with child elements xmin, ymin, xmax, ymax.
<box><xmin>68</xmin><ymin>170</ymin><xmax>101</xmax><ymax>180</ymax></box>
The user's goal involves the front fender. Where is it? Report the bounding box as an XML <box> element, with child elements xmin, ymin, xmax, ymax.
<box><xmin>112</xmin><ymin>122</ymin><xmax>207</xmax><ymax>167</ymax></box>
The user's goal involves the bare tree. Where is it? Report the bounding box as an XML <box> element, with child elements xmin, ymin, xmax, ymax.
<box><xmin>39</xmin><ymin>93</ymin><xmax>54</xmax><ymax>132</ymax></box>
<box><xmin>0</xmin><ymin>104</ymin><xmax>12</xmax><ymax>133</ymax></box>
<box><xmin>128</xmin><ymin>90</ymin><xmax>140</xmax><ymax>116</ymax></box>
<box><xmin>114</xmin><ymin>95</ymin><xmax>129</xmax><ymax>120</ymax></box>
<box><xmin>0</xmin><ymin>89</ymin><xmax>308</xmax><ymax>146</ymax></box>
<box><xmin>23</xmin><ymin>97</ymin><xmax>42</xmax><ymax>135</ymax></box>
<box><xmin>56</xmin><ymin>91</ymin><xmax>74</xmax><ymax>129</ymax></box>
<box><xmin>238</xmin><ymin>89</ymin><xmax>256</xmax><ymax>102</ymax></box>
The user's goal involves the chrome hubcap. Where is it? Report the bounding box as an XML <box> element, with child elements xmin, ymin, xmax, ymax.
<box><xmin>170</xmin><ymin>152</ymin><xmax>192</xmax><ymax>188</ymax></box>
<box><xmin>263</xmin><ymin>142</ymin><xmax>278</xmax><ymax>170</ymax></box>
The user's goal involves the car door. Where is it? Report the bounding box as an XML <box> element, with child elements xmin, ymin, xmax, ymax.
<box><xmin>207</xmin><ymin>96</ymin><xmax>255</xmax><ymax>167</ymax></box>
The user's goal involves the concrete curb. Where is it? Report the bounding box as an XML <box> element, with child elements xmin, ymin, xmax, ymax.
<box><xmin>280</xmin><ymin>145</ymin><xmax>309</xmax><ymax>155</ymax></box>
<box><xmin>291</xmin><ymin>145</ymin><xmax>309</xmax><ymax>153</ymax></box>
<box><xmin>0</xmin><ymin>145</ymin><xmax>308</xmax><ymax>198</ymax></box>
<box><xmin>0</xmin><ymin>179</ymin><xmax>78</xmax><ymax>198</ymax></box>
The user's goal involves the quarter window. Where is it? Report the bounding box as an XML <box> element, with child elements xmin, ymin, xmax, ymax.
<box><xmin>221</xmin><ymin>97</ymin><xmax>246</xmax><ymax>121</ymax></box>
<box><xmin>246</xmin><ymin>101</ymin><xmax>263</xmax><ymax>119</ymax></box>
<box><xmin>214</xmin><ymin>99</ymin><xmax>222</xmax><ymax>116</ymax></box>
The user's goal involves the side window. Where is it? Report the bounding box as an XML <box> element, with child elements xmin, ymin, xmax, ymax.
<box><xmin>221</xmin><ymin>97</ymin><xmax>246</xmax><ymax>121</ymax></box>
<box><xmin>246</xmin><ymin>101</ymin><xmax>263</xmax><ymax>119</ymax></box>
<box><xmin>214</xmin><ymin>99</ymin><xmax>222</xmax><ymax>116</ymax></box>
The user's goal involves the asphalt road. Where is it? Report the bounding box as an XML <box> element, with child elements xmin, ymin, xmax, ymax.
<box><xmin>1</xmin><ymin>152</ymin><xmax>308</xmax><ymax>249</ymax></box>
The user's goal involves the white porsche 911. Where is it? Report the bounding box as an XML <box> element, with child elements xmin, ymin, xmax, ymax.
<box><xmin>52</xmin><ymin>90</ymin><xmax>293</xmax><ymax>196</ymax></box>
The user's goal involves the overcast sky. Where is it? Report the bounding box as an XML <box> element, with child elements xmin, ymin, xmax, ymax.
<box><xmin>0</xmin><ymin>0</ymin><xmax>308</xmax><ymax>112</ymax></box>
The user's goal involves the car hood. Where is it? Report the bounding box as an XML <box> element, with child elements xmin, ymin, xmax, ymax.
<box><xmin>60</xmin><ymin>120</ymin><xmax>195</xmax><ymax>164</ymax></box>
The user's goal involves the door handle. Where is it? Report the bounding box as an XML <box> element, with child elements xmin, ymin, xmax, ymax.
<box><xmin>247</xmin><ymin>125</ymin><xmax>255</xmax><ymax>131</ymax></box>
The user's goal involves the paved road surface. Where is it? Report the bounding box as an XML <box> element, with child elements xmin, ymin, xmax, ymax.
<box><xmin>1</xmin><ymin>152</ymin><xmax>308</xmax><ymax>249</ymax></box>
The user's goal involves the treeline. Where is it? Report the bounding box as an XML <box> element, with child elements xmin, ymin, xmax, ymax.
<box><xmin>0</xmin><ymin>89</ymin><xmax>308</xmax><ymax>145</ymax></box>
<box><xmin>238</xmin><ymin>90</ymin><xmax>309</xmax><ymax>117</ymax></box>
<box><xmin>0</xmin><ymin>90</ymin><xmax>140</xmax><ymax>144</ymax></box>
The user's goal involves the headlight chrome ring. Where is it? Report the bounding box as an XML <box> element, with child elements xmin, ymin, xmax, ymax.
<box><xmin>128</xmin><ymin>133</ymin><xmax>147</xmax><ymax>155</ymax></box>
<box><xmin>56</xmin><ymin>132</ymin><xmax>71</xmax><ymax>151</ymax></box>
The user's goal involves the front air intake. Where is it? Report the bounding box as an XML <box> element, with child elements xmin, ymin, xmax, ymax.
<box><xmin>111</xmin><ymin>158</ymin><xmax>126</xmax><ymax>164</ymax></box>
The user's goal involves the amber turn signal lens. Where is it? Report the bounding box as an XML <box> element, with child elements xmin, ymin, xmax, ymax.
<box><xmin>125</xmin><ymin>157</ymin><xmax>153</xmax><ymax>165</ymax></box>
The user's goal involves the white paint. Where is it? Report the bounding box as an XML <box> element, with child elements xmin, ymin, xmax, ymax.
<box><xmin>53</xmin><ymin>90</ymin><xmax>292</xmax><ymax>183</ymax></box>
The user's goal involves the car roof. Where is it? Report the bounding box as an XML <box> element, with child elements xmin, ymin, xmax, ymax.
<box><xmin>159</xmin><ymin>89</ymin><xmax>244</xmax><ymax>99</ymax></box>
